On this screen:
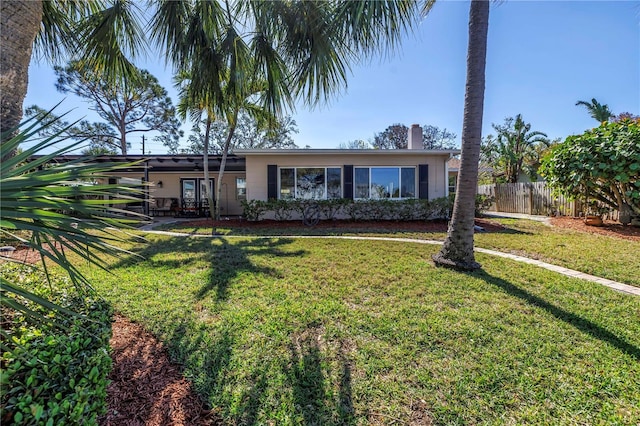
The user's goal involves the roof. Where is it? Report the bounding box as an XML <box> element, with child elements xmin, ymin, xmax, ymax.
<box><xmin>32</xmin><ymin>154</ymin><xmax>246</xmax><ymax>172</ymax></box>
<box><xmin>447</xmin><ymin>157</ymin><xmax>493</xmax><ymax>173</ymax></box>
<box><xmin>235</xmin><ymin>149</ymin><xmax>461</xmax><ymax>156</ymax></box>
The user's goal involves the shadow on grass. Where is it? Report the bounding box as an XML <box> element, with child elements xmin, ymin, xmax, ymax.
<box><xmin>286</xmin><ymin>321</ymin><xmax>355</xmax><ymax>425</ymax></box>
<box><xmin>109</xmin><ymin>235</ymin><xmax>305</xmax><ymax>302</ymax></box>
<box><xmin>475</xmin><ymin>270</ymin><xmax>640</xmax><ymax>361</ymax></box>
<box><xmin>160</xmin><ymin>318</ymin><xmax>355</xmax><ymax>424</ymax></box>
<box><xmin>198</xmin><ymin>237</ymin><xmax>305</xmax><ymax>301</ymax></box>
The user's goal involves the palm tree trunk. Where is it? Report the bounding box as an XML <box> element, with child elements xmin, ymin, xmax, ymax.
<box><xmin>202</xmin><ymin>117</ymin><xmax>215</xmax><ymax>220</ymax></box>
<box><xmin>433</xmin><ymin>0</ymin><xmax>489</xmax><ymax>271</ymax></box>
<box><xmin>0</xmin><ymin>1</ymin><xmax>42</xmax><ymax>139</ymax></box>
<box><xmin>216</xmin><ymin>112</ymin><xmax>238</xmax><ymax>221</ymax></box>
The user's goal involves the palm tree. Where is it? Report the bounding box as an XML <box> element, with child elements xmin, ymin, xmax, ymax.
<box><xmin>482</xmin><ymin>114</ymin><xmax>549</xmax><ymax>183</ymax></box>
<box><xmin>1</xmin><ymin>111</ymin><xmax>145</xmax><ymax>326</ymax></box>
<box><xmin>0</xmin><ymin>0</ymin><xmax>143</xmax><ymax>137</ymax></box>
<box><xmin>575</xmin><ymin>98</ymin><xmax>613</xmax><ymax>123</ymax></box>
<box><xmin>433</xmin><ymin>0</ymin><xmax>490</xmax><ymax>271</ymax></box>
<box><xmin>2</xmin><ymin>1</ymin><xmax>423</xmax><ymax>144</ymax></box>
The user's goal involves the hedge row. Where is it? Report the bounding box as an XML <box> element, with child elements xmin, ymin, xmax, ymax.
<box><xmin>241</xmin><ymin>195</ymin><xmax>494</xmax><ymax>223</ymax></box>
<box><xmin>1</xmin><ymin>264</ymin><xmax>112</xmax><ymax>426</ymax></box>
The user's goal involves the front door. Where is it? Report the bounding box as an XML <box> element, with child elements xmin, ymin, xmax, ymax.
<box><xmin>180</xmin><ymin>178</ymin><xmax>214</xmax><ymax>216</ymax></box>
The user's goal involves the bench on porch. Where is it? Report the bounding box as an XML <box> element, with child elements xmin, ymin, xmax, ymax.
<box><xmin>150</xmin><ymin>197</ymin><xmax>179</xmax><ymax>217</ymax></box>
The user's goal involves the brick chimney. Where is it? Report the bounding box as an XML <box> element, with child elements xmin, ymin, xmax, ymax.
<box><xmin>408</xmin><ymin>124</ymin><xmax>423</xmax><ymax>149</ymax></box>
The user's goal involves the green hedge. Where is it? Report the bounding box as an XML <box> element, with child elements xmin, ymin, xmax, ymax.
<box><xmin>1</xmin><ymin>264</ymin><xmax>112</xmax><ymax>426</ymax></box>
<box><xmin>241</xmin><ymin>195</ymin><xmax>493</xmax><ymax>222</ymax></box>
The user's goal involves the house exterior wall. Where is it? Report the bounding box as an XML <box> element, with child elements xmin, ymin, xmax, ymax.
<box><xmin>109</xmin><ymin>171</ymin><xmax>246</xmax><ymax>216</ymax></box>
<box><xmin>243</xmin><ymin>152</ymin><xmax>451</xmax><ymax>201</ymax></box>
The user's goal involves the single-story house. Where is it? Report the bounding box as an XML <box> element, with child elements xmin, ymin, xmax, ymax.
<box><xmin>54</xmin><ymin>125</ymin><xmax>460</xmax><ymax>217</ymax></box>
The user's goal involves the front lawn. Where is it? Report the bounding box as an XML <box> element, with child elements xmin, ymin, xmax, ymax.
<box><xmin>157</xmin><ymin>218</ymin><xmax>640</xmax><ymax>286</ymax></box>
<box><xmin>85</xmin><ymin>234</ymin><xmax>640</xmax><ymax>425</ymax></box>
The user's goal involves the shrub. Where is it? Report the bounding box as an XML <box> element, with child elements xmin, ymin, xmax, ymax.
<box><xmin>317</xmin><ymin>198</ymin><xmax>349</xmax><ymax>221</ymax></box>
<box><xmin>0</xmin><ymin>264</ymin><xmax>112</xmax><ymax>426</ymax></box>
<box><xmin>240</xmin><ymin>196</ymin><xmax>496</xmax><ymax>223</ymax></box>
<box><xmin>271</xmin><ymin>199</ymin><xmax>295</xmax><ymax>221</ymax></box>
<box><xmin>240</xmin><ymin>200</ymin><xmax>269</xmax><ymax>221</ymax></box>
<box><xmin>540</xmin><ymin>119</ymin><xmax>640</xmax><ymax>224</ymax></box>
<box><xmin>475</xmin><ymin>194</ymin><xmax>495</xmax><ymax>216</ymax></box>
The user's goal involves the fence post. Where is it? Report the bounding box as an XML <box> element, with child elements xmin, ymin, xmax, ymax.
<box><xmin>528</xmin><ymin>184</ymin><xmax>533</xmax><ymax>215</ymax></box>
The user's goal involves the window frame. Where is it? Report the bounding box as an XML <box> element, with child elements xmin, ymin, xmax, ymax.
<box><xmin>353</xmin><ymin>166</ymin><xmax>417</xmax><ymax>200</ymax></box>
<box><xmin>278</xmin><ymin>166</ymin><xmax>343</xmax><ymax>200</ymax></box>
<box><xmin>236</xmin><ymin>177</ymin><xmax>247</xmax><ymax>200</ymax></box>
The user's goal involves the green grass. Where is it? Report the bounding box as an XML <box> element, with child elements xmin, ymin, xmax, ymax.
<box><xmin>83</xmin><ymin>234</ymin><xmax>640</xmax><ymax>425</ymax></box>
<box><xmin>158</xmin><ymin>218</ymin><xmax>640</xmax><ymax>287</ymax></box>
<box><xmin>473</xmin><ymin>219</ymin><xmax>640</xmax><ymax>287</ymax></box>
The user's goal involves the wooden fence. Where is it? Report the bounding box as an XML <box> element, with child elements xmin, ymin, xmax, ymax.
<box><xmin>477</xmin><ymin>182</ymin><xmax>580</xmax><ymax>216</ymax></box>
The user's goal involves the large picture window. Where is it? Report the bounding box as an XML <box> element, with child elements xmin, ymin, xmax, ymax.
<box><xmin>279</xmin><ymin>167</ymin><xmax>342</xmax><ymax>199</ymax></box>
<box><xmin>353</xmin><ymin>167</ymin><xmax>416</xmax><ymax>199</ymax></box>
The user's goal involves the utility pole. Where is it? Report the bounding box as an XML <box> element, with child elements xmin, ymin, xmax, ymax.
<box><xmin>142</xmin><ymin>135</ymin><xmax>145</xmax><ymax>155</ymax></box>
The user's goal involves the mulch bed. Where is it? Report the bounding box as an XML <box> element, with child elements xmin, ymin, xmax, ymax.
<box><xmin>4</xmin><ymin>215</ymin><xmax>638</xmax><ymax>424</ymax></box>
<box><xmin>99</xmin><ymin>315</ymin><xmax>222</xmax><ymax>426</ymax></box>
<box><xmin>549</xmin><ymin>216</ymin><xmax>640</xmax><ymax>242</ymax></box>
<box><xmin>175</xmin><ymin>217</ymin><xmax>506</xmax><ymax>233</ymax></box>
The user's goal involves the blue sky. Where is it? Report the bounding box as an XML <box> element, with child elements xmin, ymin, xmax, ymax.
<box><xmin>24</xmin><ymin>1</ymin><xmax>640</xmax><ymax>153</ymax></box>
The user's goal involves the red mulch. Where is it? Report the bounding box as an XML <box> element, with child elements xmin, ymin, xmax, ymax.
<box><xmin>4</xmin><ymin>215</ymin><xmax>638</xmax><ymax>425</ymax></box>
<box><xmin>99</xmin><ymin>314</ymin><xmax>222</xmax><ymax>426</ymax></box>
<box><xmin>549</xmin><ymin>216</ymin><xmax>640</xmax><ymax>242</ymax></box>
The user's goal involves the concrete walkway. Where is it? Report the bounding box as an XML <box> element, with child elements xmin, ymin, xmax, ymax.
<box><xmin>139</xmin><ymin>224</ymin><xmax>639</xmax><ymax>296</ymax></box>
<box><xmin>482</xmin><ymin>211</ymin><xmax>551</xmax><ymax>223</ymax></box>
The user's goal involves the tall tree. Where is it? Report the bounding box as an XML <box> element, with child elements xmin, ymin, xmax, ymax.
<box><xmin>25</xmin><ymin>105</ymin><xmax>120</xmax><ymax>154</ymax></box>
<box><xmin>481</xmin><ymin>114</ymin><xmax>549</xmax><ymax>183</ymax></box>
<box><xmin>422</xmin><ymin>124</ymin><xmax>457</xmax><ymax>149</ymax></box>
<box><xmin>612</xmin><ymin>112</ymin><xmax>639</xmax><ymax>122</ymax></box>
<box><xmin>575</xmin><ymin>98</ymin><xmax>613</xmax><ymax>123</ymax></box>
<box><xmin>54</xmin><ymin>61</ymin><xmax>181</xmax><ymax>154</ymax></box>
<box><xmin>1</xmin><ymin>0</ymin><xmax>143</xmax><ymax>136</ymax></box>
<box><xmin>433</xmin><ymin>0</ymin><xmax>490</xmax><ymax>271</ymax></box>
<box><xmin>184</xmin><ymin>112</ymin><xmax>298</xmax><ymax>155</ymax></box>
<box><xmin>372</xmin><ymin>123</ymin><xmax>457</xmax><ymax>149</ymax></box>
<box><xmin>0</xmin><ymin>1</ymin><xmax>42</xmax><ymax>138</ymax></box>
<box><xmin>338</xmin><ymin>139</ymin><xmax>371</xmax><ymax>149</ymax></box>
<box><xmin>2</xmin><ymin>1</ymin><xmax>424</xmax><ymax>145</ymax></box>
<box><xmin>373</xmin><ymin>123</ymin><xmax>408</xmax><ymax>149</ymax></box>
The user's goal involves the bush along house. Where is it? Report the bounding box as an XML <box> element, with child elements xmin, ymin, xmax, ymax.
<box><xmin>55</xmin><ymin>125</ymin><xmax>460</xmax><ymax>220</ymax></box>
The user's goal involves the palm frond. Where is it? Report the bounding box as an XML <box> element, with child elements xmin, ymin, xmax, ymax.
<box><xmin>1</xmin><ymin>112</ymin><xmax>147</xmax><ymax>326</ymax></box>
<box><xmin>74</xmin><ymin>0</ymin><xmax>146</xmax><ymax>85</ymax></box>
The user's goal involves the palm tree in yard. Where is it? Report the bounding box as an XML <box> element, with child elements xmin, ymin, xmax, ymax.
<box><xmin>482</xmin><ymin>114</ymin><xmax>549</xmax><ymax>183</ymax></box>
<box><xmin>433</xmin><ymin>0</ymin><xmax>490</xmax><ymax>271</ymax></box>
<box><xmin>576</xmin><ymin>98</ymin><xmax>613</xmax><ymax>123</ymax></box>
<box><xmin>2</xmin><ymin>1</ymin><xmax>424</xmax><ymax>140</ymax></box>
<box><xmin>3</xmin><ymin>0</ymin><xmax>490</xmax><ymax>274</ymax></box>
<box><xmin>0</xmin><ymin>1</ymin><xmax>144</xmax><ymax>138</ymax></box>
<box><xmin>175</xmin><ymin>70</ymin><xmax>275</xmax><ymax>222</ymax></box>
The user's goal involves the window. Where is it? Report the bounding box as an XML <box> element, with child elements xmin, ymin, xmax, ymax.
<box><xmin>354</xmin><ymin>167</ymin><xmax>369</xmax><ymax>198</ymax></box>
<box><xmin>182</xmin><ymin>179</ymin><xmax>196</xmax><ymax>200</ymax></box>
<box><xmin>401</xmin><ymin>168</ymin><xmax>416</xmax><ymax>198</ymax></box>
<box><xmin>327</xmin><ymin>168</ymin><xmax>342</xmax><ymax>198</ymax></box>
<box><xmin>296</xmin><ymin>168</ymin><xmax>325</xmax><ymax>199</ymax></box>
<box><xmin>280</xmin><ymin>168</ymin><xmax>295</xmax><ymax>199</ymax></box>
<box><xmin>236</xmin><ymin>177</ymin><xmax>246</xmax><ymax>200</ymax></box>
<box><xmin>353</xmin><ymin>167</ymin><xmax>416</xmax><ymax>199</ymax></box>
<box><xmin>370</xmin><ymin>168</ymin><xmax>399</xmax><ymax>199</ymax></box>
<box><xmin>199</xmin><ymin>179</ymin><xmax>214</xmax><ymax>202</ymax></box>
<box><xmin>118</xmin><ymin>177</ymin><xmax>144</xmax><ymax>206</ymax></box>
<box><xmin>279</xmin><ymin>167</ymin><xmax>342</xmax><ymax>199</ymax></box>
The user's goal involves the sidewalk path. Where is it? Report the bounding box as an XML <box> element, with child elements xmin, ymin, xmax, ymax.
<box><xmin>140</xmin><ymin>229</ymin><xmax>639</xmax><ymax>297</ymax></box>
<box><xmin>482</xmin><ymin>211</ymin><xmax>551</xmax><ymax>223</ymax></box>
